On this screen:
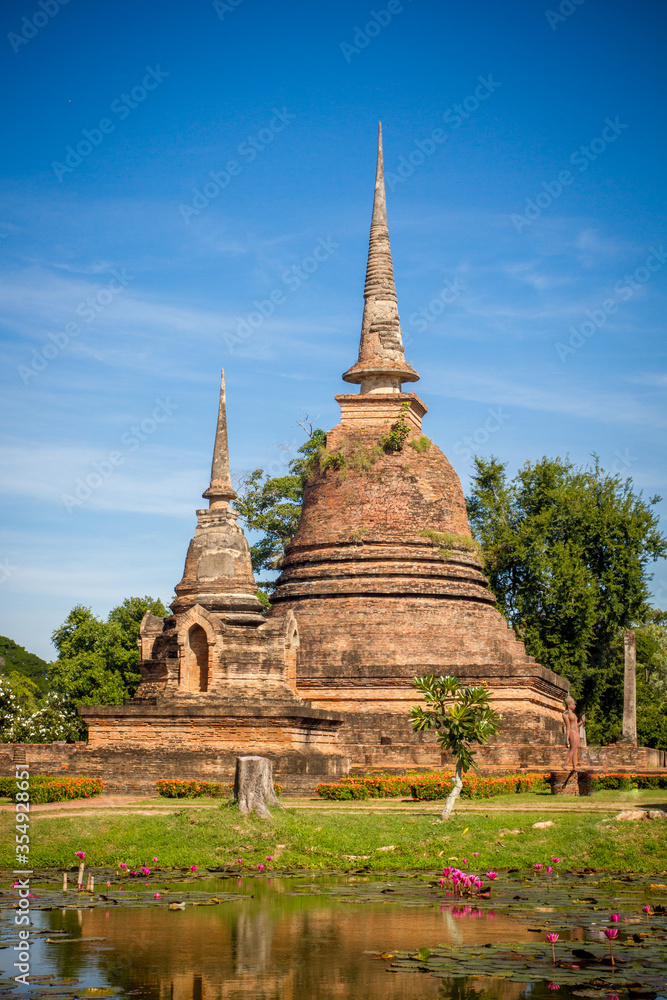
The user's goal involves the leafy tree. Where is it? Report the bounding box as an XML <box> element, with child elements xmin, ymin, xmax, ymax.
<box><xmin>50</xmin><ymin>596</ymin><xmax>167</xmax><ymax>707</ymax></box>
<box><xmin>233</xmin><ymin>427</ymin><xmax>325</xmax><ymax>602</ymax></box>
<box><xmin>466</xmin><ymin>455</ymin><xmax>666</xmax><ymax>735</ymax></box>
<box><xmin>409</xmin><ymin>675</ymin><xmax>501</xmax><ymax>820</ymax></box>
<box><xmin>0</xmin><ymin>636</ymin><xmax>50</xmax><ymax>695</ymax></box>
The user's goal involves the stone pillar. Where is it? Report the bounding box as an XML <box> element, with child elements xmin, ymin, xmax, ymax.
<box><xmin>622</xmin><ymin>630</ymin><xmax>637</xmax><ymax>745</ymax></box>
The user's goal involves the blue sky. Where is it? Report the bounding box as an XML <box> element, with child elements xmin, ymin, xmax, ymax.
<box><xmin>1</xmin><ymin>0</ymin><xmax>666</xmax><ymax>659</ymax></box>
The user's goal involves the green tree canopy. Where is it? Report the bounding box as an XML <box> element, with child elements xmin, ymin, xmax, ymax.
<box><xmin>466</xmin><ymin>454</ymin><xmax>666</xmax><ymax>741</ymax></box>
<box><xmin>49</xmin><ymin>596</ymin><xmax>167</xmax><ymax>707</ymax></box>
<box><xmin>0</xmin><ymin>635</ymin><xmax>50</xmax><ymax>695</ymax></box>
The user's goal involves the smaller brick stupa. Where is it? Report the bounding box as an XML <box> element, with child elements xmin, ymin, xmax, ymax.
<box><xmin>78</xmin><ymin>373</ymin><xmax>345</xmax><ymax>791</ymax></box>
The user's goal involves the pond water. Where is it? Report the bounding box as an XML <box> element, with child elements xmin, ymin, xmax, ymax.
<box><xmin>1</xmin><ymin>873</ymin><xmax>665</xmax><ymax>1000</ymax></box>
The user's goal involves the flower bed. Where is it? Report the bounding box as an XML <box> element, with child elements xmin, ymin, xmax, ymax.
<box><xmin>410</xmin><ymin>773</ymin><xmax>550</xmax><ymax>801</ymax></box>
<box><xmin>590</xmin><ymin>772</ymin><xmax>667</xmax><ymax>791</ymax></box>
<box><xmin>1</xmin><ymin>775</ymin><xmax>104</xmax><ymax>803</ymax></box>
<box><xmin>156</xmin><ymin>779</ymin><xmax>283</xmax><ymax>798</ymax></box>
<box><xmin>316</xmin><ymin>772</ymin><xmax>550</xmax><ymax>800</ymax></box>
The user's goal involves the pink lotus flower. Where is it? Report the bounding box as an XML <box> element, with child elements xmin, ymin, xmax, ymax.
<box><xmin>130</xmin><ymin>871</ymin><xmax>137</xmax><ymax>876</ymax></box>
<box><xmin>545</xmin><ymin>932</ymin><xmax>559</xmax><ymax>964</ymax></box>
<box><xmin>257</xmin><ymin>863</ymin><xmax>264</xmax><ymax>871</ymax></box>
<box><xmin>141</xmin><ymin>867</ymin><xmax>151</xmax><ymax>876</ymax></box>
<box><xmin>153</xmin><ymin>892</ymin><xmax>161</xmax><ymax>899</ymax></box>
<box><xmin>534</xmin><ymin>863</ymin><xmax>543</xmax><ymax>870</ymax></box>
<box><xmin>461</xmin><ymin>857</ymin><xmax>467</xmax><ymax>865</ymax></box>
<box><xmin>547</xmin><ymin>983</ymin><xmax>560</xmax><ymax>991</ymax></box>
<box><xmin>604</xmin><ymin>927</ymin><xmax>618</xmax><ymax>965</ymax></box>
<box><xmin>75</xmin><ymin>851</ymin><xmax>85</xmax><ymax>860</ymax></box>
<box><xmin>551</xmin><ymin>857</ymin><xmax>561</xmax><ymax>863</ymax></box>
<box><xmin>237</xmin><ymin>858</ymin><xmax>242</xmax><ymax>865</ymax></box>
<box><xmin>152</xmin><ymin>857</ymin><xmax>158</xmax><ymax>862</ymax></box>
<box><xmin>105</xmin><ymin>881</ymin><xmax>111</xmax><ymax>888</ymax></box>
<box><xmin>190</xmin><ymin>865</ymin><xmax>197</xmax><ymax>872</ymax></box>
<box><xmin>642</xmin><ymin>904</ymin><xmax>651</xmax><ymax>923</ymax></box>
<box><xmin>473</xmin><ymin>852</ymin><xmax>479</xmax><ymax>857</ymax></box>
<box><xmin>119</xmin><ymin>863</ymin><xmax>127</xmax><ymax>870</ymax></box>
<box><xmin>546</xmin><ymin>866</ymin><xmax>553</xmax><ymax>874</ymax></box>
<box><xmin>266</xmin><ymin>856</ymin><xmax>274</xmax><ymax>861</ymax></box>
<box><xmin>610</xmin><ymin>913</ymin><xmax>620</xmax><ymax>922</ymax></box>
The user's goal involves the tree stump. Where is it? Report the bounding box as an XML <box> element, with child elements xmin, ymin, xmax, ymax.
<box><xmin>234</xmin><ymin>756</ymin><xmax>283</xmax><ymax>819</ymax></box>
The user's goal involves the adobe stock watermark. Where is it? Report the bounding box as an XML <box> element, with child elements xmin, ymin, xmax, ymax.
<box><xmin>52</xmin><ymin>66</ymin><xmax>169</xmax><ymax>181</ymax></box>
<box><xmin>609</xmin><ymin>448</ymin><xmax>637</xmax><ymax>476</ymax></box>
<box><xmin>452</xmin><ymin>407</ymin><xmax>511</xmax><ymax>463</ymax></box>
<box><xmin>512</xmin><ymin>117</ymin><xmax>628</xmax><ymax>233</ymax></box>
<box><xmin>545</xmin><ymin>0</ymin><xmax>587</xmax><ymax>31</ymax></box>
<box><xmin>385</xmin><ymin>75</ymin><xmax>501</xmax><ymax>192</ymax></box>
<box><xmin>18</xmin><ymin>269</ymin><xmax>134</xmax><ymax>384</ymax></box>
<box><xmin>13</xmin><ymin>763</ymin><xmax>32</xmax><ymax>987</ymax></box>
<box><xmin>224</xmin><ymin>236</ymin><xmax>340</xmax><ymax>351</ymax></box>
<box><xmin>213</xmin><ymin>0</ymin><xmax>244</xmax><ymax>21</ymax></box>
<box><xmin>61</xmin><ymin>397</ymin><xmax>178</xmax><ymax>513</ymax></box>
<box><xmin>406</xmin><ymin>278</ymin><xmax>466</xmax><ymax>341</ymax></box>
<box><xmin>178</xmin><ymin>108</ymin><xmax>295</xmax><ymax>224</ymax></box>
<box><xmin>555</xmin><ymin>245</ymin><xmax>666</xmax><ymax>362</ymax></box>
<box><xmin>8</xmin><ymin>0</ymin><xmax>71</xmax><ymax>54</ymax></box>
<box><xmin>0</xmin><ymin>558</ymin><xmax>17</xmax><ymax>584</ymax></box>
<box><xmin>340</xmin><ymin>0</ymin><xmax>414</xmax><ymax>63</ymax></box>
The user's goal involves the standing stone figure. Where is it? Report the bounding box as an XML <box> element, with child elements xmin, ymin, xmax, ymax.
<box><xmin>562</xmin><ymin>696</ymin><xmax>581</xmax><ymax>769</ymax></box>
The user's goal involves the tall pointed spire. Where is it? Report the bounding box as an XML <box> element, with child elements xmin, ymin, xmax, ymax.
<box><xmin>343</xmin><ymin>123</ymin><xmax>419</xmax><ymax>394</ymax></box>
<box><xmin>202</xmin><ymin>369</ymin><xmax>237</xmax><ymax>509</ymax></box>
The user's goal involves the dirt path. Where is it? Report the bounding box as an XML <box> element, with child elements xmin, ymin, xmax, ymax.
<box><xmin>3</xmin><ymin>793</ymin><xmax>663</xmax><ymax>821</ymax></box>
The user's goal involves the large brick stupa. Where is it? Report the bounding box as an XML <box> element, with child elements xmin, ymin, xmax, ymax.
<box><xmin>269</xmin><ymin>124</ymin><xmax>572</xmax><ymax>772</ymax></box>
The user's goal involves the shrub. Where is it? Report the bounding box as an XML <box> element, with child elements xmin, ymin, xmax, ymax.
<box><xmin>7</xmin><ymin>775</ymin><xmax>104</xmax><ymax>803</ymax></box>
<box><xmin>316</xmin><ymin>772</ymin><xmax>550</xmax><ymax>801</ymax></box>
<box><xmin>408</xmin><ymin>435</ymin><xmax>432</xmax><ymax>453</ymax></box>
<box><xmin>590</xmin><ymin>772</ymin><xmax>667</xmax><ymax>791</ymax></box>
<box><xmin>410</xmin><ymin>773</ymin><xmax>550</xmax><ymax>800</ymax></box>
<box><xmin>316</xmin><ymin>782</ymin><xmax>369</xmax><ymax>800</ymax></box>
<box><xmin>156</xmin><ymin>779</ymin><xmax>283</xmax><ymax>799</ymax></box>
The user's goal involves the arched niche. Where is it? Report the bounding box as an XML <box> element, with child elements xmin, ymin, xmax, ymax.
<box><xmin>184</xmin><ymin>623</ymin><xmax>210</xmax><ymax>692</ymax></box>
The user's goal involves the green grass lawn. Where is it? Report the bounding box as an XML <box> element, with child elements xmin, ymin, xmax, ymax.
<box><xmin>2</xmin><ymin>795</ymin><xmax>666</xmax><ymax>874</ymax></box>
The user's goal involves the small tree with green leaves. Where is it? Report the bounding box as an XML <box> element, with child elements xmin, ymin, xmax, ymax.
<box><xmin>409</xmin><ymin>675</ymin><xmax>502</xmax><ymax>820</ymax></box>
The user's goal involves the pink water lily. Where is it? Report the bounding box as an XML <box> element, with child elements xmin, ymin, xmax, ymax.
<box><xmin>551</xmin><ymin>857</ymin><xmax>561</xmax><ymax>863</ymax></box>
<box><xmin>152</xmin><ymin>857</ymin><xmax>158</xmax><ymax>863</ymax></box>
<box><xmin>546</xmin><ymin>866</ymin><xmax>553</xmax><ymax>874</ymax></box>
<box><xmin>119</xmin><ymin>863</ymin><xmax>127</xmax><ymax>870</ymax></box>
<box><xmin>642</xmin><ymin>904</ymin><xmax>651</xmax><ymax>923</ymax></box>
<box><xmin>610</xmin><ymin>913</ymin><xmax>620</xmax><ymax>922</ymax></box>
<box><xmin>75</xmin><ymin>851</ymin><xmax>85</xmax><ymax>860</ymax></box>
<box><xmin>266</xmin><ymin>856</ymin><xmax>274</xmax><ymax>861</ymax></box>
<box><xmin>190</xmin><ymin>865</ymin><xmax>197</xmax><ymax>872</ymax></box>
<box><xmin>604</xmin><ymin>927</ymin><xmax>618</xmax><ymax>965</ymax></box>
<box><xmin>105</xmin><ymin>881</ymin><xmax>111</xmax><ymax>888</ymax></box>
<box><xmin>547</xmin><ymin>984</ymin><xmax>560</xmax><ymax>991</ymax></box>
<box><xmin>237</xmin><ymin>858</ymin><xmax>242</xmax><ymax>865</ymax></box>
<box><xmin>545</xmin><ymin>932</ymin><xmax>559</xmax><ymax>964</ymax></box>
<box><xmin>534</xmin><ymin>863</ymin><xmax>543</xmax><ymax>870</ymax></box>
<box><xmin>257</xmin><ymin>863</ymin><xmax>264</xmax><ymax>871</ymax></box>
<box><xmin>472</xmin><ymin>852</ymin><xmax>479</xmax><ymax>858</ymax></box>
<box><xmin>153</xmin><ymin>892</ymin><xmax>161</xmax><ymax>899</ymax></box>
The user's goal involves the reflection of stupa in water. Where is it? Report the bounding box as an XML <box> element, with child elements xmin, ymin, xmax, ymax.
<box><xmin>49</xmin><ymin>899</ymin><xmax>533</xmax><ymax>1000</ymax></box>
